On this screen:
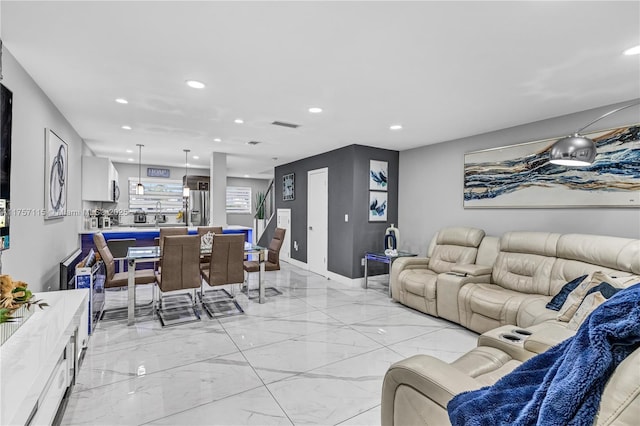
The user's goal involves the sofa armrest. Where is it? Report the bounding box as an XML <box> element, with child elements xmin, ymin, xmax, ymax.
<box><xmin>393</xmin><ymin>256</ymin><xmax>430</xmax><ymax>270</ymax></box>
<box><xmin>524</xmin><ymin>321</ymin><xmax>575</xmax><ymax>354</ymax></box>
<box><xmin>451</xmin><ymin>264</ymin><xmax>493</xmax><ymax>277</ymax></box>
<box><xmin>390</xmin><ymin>257</ymin><xmax>430</xmax><ymax>293</ymax></box>
<box><xmin>381</xmin><ymin>355</ymin><xmax>482</xmax><ymax>426</ymax></box>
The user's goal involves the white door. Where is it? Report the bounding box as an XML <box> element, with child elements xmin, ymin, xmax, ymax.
<box><xmin>277</xmin><ymin>208</ymin><xmax>291</xmax><ymax>262</ymax></box>
<box><xmin>307</xmin><ymin>168</ymin><xmax>328</xmax><ymax>276</ymax></box>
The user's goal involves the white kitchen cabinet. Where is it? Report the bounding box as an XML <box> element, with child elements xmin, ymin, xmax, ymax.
<box><xmin>82</xmin><ymin>156</ymin><xmax>119</xmax><ymax>202</ymax></box>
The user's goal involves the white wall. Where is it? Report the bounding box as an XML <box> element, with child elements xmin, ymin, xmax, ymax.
<box><xmin>2</xmin><ymin>48</ymin><xmax>85</xmax><ymax>291</ymax></box>
<box><xmin>399</xmin><ymin>100</ymin><xmax>640</xmax><ymax>256</ymax></box>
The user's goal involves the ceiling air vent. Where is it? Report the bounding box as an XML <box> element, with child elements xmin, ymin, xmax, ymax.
<box><xmin>247</xmin><ymin>141</ymin><xmax>261</xmax><ymax>146</ymax></box>
<box><xmin>272</xmin><ymin>121</ymin><xmax>300</xmax><ymax>129</ymax></box>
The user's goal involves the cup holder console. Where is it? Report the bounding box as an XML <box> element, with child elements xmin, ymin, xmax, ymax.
<box><xmin>512</xmin><ymin>329</ymin><xmax>533</xmax><ymax>336</ymax></box>
<box><xmin>499</xmin><ymin>333</ymin><xmax>523</xmax><ymax>343</ymax></box>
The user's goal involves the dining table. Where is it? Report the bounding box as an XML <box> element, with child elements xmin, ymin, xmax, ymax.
<box><xmin>126</xmin><ymin>242</ymin><xmax>266</xmax><ymax>326</ymax></box>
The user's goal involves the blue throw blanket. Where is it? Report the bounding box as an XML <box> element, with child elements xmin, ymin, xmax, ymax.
<box><xmin>448</xmin><ymin>283</ymin><xmax>640</xmax><ymax>426</ymax></box>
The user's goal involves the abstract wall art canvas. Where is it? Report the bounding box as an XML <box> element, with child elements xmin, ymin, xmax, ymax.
<box><xmin>369</xmin><ymin>160</ymin><xmax>388</xmax><ymax>191</ymax></box>
<box><xmin>464</xmin><ymin>125</ymin><xmax>640</xmax><ymax>208</ymax></box>
<box><xmin>369</xmin><ymin>191</ymin><xmax>388</xmax><ymax>221</ymax></box>
<box><xmin>45</xmin><ymin>129</ymin><xmax>67</xmax><ymax>219</ymax></box>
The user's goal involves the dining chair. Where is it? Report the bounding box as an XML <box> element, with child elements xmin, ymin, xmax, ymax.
<box><xmin>197</xmin><ymin>226</ymin><xmax>223</xmax><ymax>265</ymax></box>
<box><xmin>155</xmin><ymin>234</ymin><xmax>202</xmax><ymax>326</ymax></box>
<box><xmin>200</xmin><ymin>234</ymin><xmax>245</xmax><ymax>317</ymax></box>
<box><xmin>93</xmin><ymin>232</ymin><xmax>157</xmax><ymax>316</ymax></box>
<box><xmin>159</xmin><ymin>227</ymin><xmax>188</xmax><ymax>252</ymax></box>
<box><xmin>158</xmin><ymin>227</ymin><xmax>188</xmax><ymax>271</ymax></box>
<box><xmin>244</xmin><ymin>227</ymin><xmax>286</xmax><ymax>273</ymax></box>
<box><xmin>106</xmin><ymin>238</ymin><xmax>136</xmax><ymax>273</ymax></box>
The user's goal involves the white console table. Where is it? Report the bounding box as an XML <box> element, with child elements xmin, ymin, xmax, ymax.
<box><xmin>0</xmin><ymin>289</ymin><xmax>89</xmax><ymax>425</ymax></box>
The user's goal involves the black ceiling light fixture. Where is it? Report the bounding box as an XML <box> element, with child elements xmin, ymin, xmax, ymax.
<box><xmin>549</xmin><ymin>101</ymin><xmax>640</xmax><ymax>166</ymax></box>
<box><xmin>136</xmin><ymin>144</ymin><xmax>144</xmax><ymax>195</ymax></box>
<box><xmin>183</xmin><ymin>149</ymin><xmax>190</xmax><ymax>197</ymax></box>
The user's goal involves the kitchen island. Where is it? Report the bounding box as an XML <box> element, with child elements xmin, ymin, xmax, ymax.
<box><xmin>80</xmin><ymin>225</ymin><xmax>253</xmax><ymax>262</ymax></box>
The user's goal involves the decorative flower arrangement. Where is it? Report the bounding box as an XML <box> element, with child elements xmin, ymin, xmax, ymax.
<box><xmin>0</xmin><ymin>274</ymin><xmax>48</xmax><ymax>323</ymax></box>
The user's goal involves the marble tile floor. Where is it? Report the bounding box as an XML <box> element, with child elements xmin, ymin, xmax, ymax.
<box><xmin>62</xmin><ymin>263</ymin><xmax>479</xmax><ymax>426</ymax></box>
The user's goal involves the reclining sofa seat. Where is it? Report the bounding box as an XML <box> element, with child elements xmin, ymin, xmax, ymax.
<box><xmin>390</xmin><ymin>227</ymin><xmax>485</xmax><ymax>316</ymax></box>
<box><xmin>382</xmin><ymin>336</ymin><xmax>640</xmax><ymax>426</ymax></box>
<box><xmin>458</xmin><ymin>232</ymin><xmax>560</xmax><ymax>334</ymax></box>
<box><xmin>518</xmin><ymin>233</ymin><xmax>640</xmax><ymax>326</ymax></box>
<box><xmin>459</xmin><ymin>232</ymin><xmax>640</xmax><ymax>333</ymax></box>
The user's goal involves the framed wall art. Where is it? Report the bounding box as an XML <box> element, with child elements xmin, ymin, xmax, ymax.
<box><xmin>44</xmin><ymin>129</ymin><xmax>68</xmax><ymax>219</ymax></box>
<box><xmin>463</xmin><ymin>124</ymin><xmax>640</xmax><ymax>208</ymax></box>
<box><xmin>369</xmin><ymin>160</ymin><xmax>388</xmax><ymax>191</ymax></box>
<box><xmin>283</xmin><ymin>173</ymin><xmax>295</xmax><ymax>201</ymax></box>
<box><xmin>369</xmin><ymin>191</ymin><xmax>388</xmax><ymax>221</ymax></box>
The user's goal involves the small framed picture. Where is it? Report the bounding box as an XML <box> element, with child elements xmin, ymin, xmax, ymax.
<box><xmin>283</xmin><ymin>173</ymin><xmax>295</xmax><ymax>201</ymax></box>
<box><xmin>369</xmin><ymin>191</ymin><xmax>388</xmax><ymax>222</ymax></box>
<box><xmin>369</xmin><ymin>160</ymin><xmax>388</xmax><ymax>191</ymax></box>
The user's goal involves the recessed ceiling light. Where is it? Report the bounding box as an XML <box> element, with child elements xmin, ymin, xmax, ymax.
<box><xmin>127</xmin><ymin>158</ymin><xmax>134</xmax><ymax>162</ymax></box>
<box><xmin>243</xmin><ymin>174</ymin><xmax>250</xmax><ymax>178</ymax></box>
<box><xmin>122</xmin><ymin>125</ymin><xmax>132</xmax><ymax>130</ymax></box>
<box><xmin>308</xmin><ymin>107</ymin><xmax>323</xmax><ymax>113</ymax></box>
<box><xmin>623</xmin><ymin>45</ymin><xmax>640</xmax><ymax>55</ymax></box>
<box><xmin>389</xmin><ymin>124</ymin><xmax>403</xmax><ymax>130</ymax></box>
<box><xmin>234</xmin><ymin>118</ymin><xmax>244</xmax><ymax>124</ymax></box>
<box><xmin>186</xmin><ymin>80</ymin><xmax>206</xmax><ymax>89</ymax></box>
<box><xmin>193</xmin><ymin>155</ymin><xmax>199</xmax><ymax>160</ymax></box>
<box><xmin>213</xmin><ymin>138</ymin><xmax>222</xmax><ymax>142</ymax></box>
<box><xmin>126</xmin><ymin>149</ymin><xmax>133</xmax><ymax>153</ymax></box>
<box><xmin>115</xmin><ymin>98</ymin><xmax>128</xmax><ymax>104</ymax></box>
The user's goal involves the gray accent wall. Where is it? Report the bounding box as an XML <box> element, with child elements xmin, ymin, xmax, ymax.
<box><xmin>399</xmin><ymin>100</ymin><xmax>640</xmax><ymax>256</ymax></box>
<box><xmin>274</xmin><ymin>144</ymin><xmax>399</xmax><ymax>279</ymax></box>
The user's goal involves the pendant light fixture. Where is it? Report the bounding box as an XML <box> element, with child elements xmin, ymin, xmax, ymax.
<box><xmin>183</xmin><ymin>149</ymin><xmax>190</xmax><ymax>197</ymax></box>
<box><xmin>549</xmin><ymin>101</ymin><xmax>639</xmax><ymax>166</ymax></box>
<box><xmin>136</xmin><ymin>144</ymin><xmax>144</xmax><ymax>195</ymax></box>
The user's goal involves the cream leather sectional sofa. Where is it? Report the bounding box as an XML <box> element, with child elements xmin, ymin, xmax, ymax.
<box><xmin>383</xmin><ymin>227</ymin><xmax>640</xmax><ymax>425</ymax></box>
<box><xmin>391</xmin><ymin>227</ymin><xmax>639</xmax><ymax>333</ymax></box>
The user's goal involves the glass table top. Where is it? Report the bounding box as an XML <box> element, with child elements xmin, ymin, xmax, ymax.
<box><xmin>366</xmin><ymin>251</ymin><xmax>417</xmax><ymax>259</ymax></box>
<box><xmin>127</xmin><ymin>243</ymin><xmax>265</xmax><ymax>259</ymax></box>
<box><xmin>127</xmin><ymin>246</ymin><xmax>161</xmax><ymax>260</ymax></box>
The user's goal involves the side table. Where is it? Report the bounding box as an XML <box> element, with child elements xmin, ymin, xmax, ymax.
<box><xmin>364</xmin><ymin>251</ymin><xmax>417</xmax><ymax>297</ymax></box>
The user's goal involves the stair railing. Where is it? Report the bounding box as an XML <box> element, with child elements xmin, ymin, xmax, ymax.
<box><xmin>254</xmin><ymin>179</ymin><xmax>274</xmax><ymax>243</ymax></box>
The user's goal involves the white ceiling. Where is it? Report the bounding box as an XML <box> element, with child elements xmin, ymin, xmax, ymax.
<box><xmin>2</xmin><ymin>1</ymin><xmax>639</xmax><ymax>179</ymax></box>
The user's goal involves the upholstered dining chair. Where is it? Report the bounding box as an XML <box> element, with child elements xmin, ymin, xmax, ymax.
<box><xmin>200</xmin><ymin>234</ymin><xmax>245</xmax><ymax>317</ymax></box>
<box><xmin>155</xmin><ymin>234</ymin><xmax>202</xmax><ymax>325</ymax></box>
<box><xmin>106</xmin><ymin>238</ymin><xmax>136</xmax><ymax>273</ymax></box>
<box><xmin>157</xmin><ymin>227</ymin><xmax>188</xmax><ymax>271</ymax></box>
<box><xmin>244</xmin><ymin>227</ymin><xmax>286</xmax><ymax>273</ymax></box>
<box><xmin>159</xmin><ymin>227</ymin><xmax>188</xmax><ymax>252</ymax></box>
<box><xmin>93</xmin><ymin>232</ymin><xmax>157</xmax><ymax>313</ymax></box>
<box><xmin>197</xmin><ymin>226</ymin><xmax>223</xmax><ymax>265</ymax></box>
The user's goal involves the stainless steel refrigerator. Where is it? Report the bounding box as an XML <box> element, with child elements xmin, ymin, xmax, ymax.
<box><xmin>188</xmin><ymin>190</ymin><xmax>209</xmax><ymax>226</ymax></box>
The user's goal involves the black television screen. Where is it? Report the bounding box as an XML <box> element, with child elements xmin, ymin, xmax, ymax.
<box><xmin>0</xmin><ymin>83</ymin><xmax>12</xmax><ymax>251</ymax></box>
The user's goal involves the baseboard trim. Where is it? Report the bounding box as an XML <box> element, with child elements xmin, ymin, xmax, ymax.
<box><xmin>326</xmin><ymin>271</ymin><xmax>365</xmax><ymax>288</ymax></box>
<box><xmin>282</xmin><ymin>258</ymin><xmax>308</xmax><ymax>270</ymax></box>
<box><xmin>282</xmin><ymin>259</ymin><xmax>365</xmax><ymax>288</ymax></box>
